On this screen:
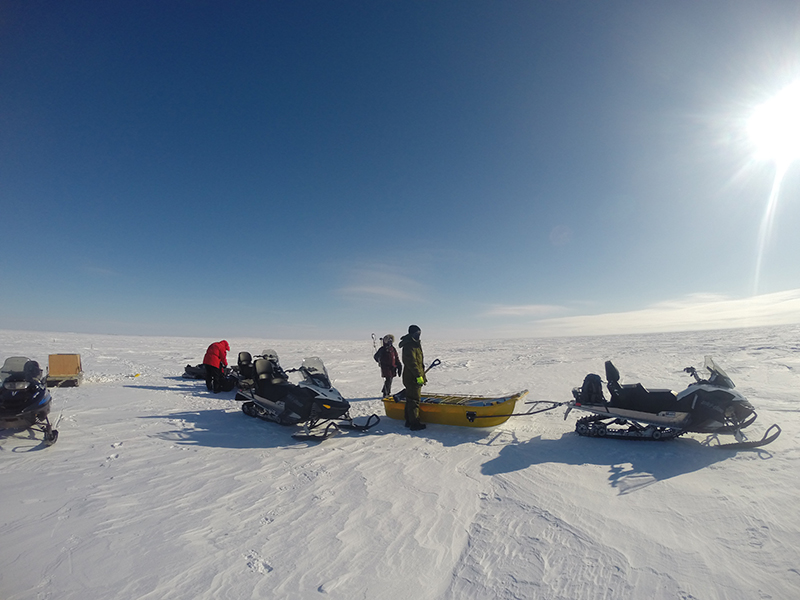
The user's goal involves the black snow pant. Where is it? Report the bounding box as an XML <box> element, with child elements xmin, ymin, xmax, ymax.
<box><xmin>205</xmin><ymin>364</ymin><xmax>224</xmax><ymax>392</ymax></box>
<box><xmin>382</xmin><ymin>376</ymin><xmax>394</xmax><ymax>398</ymax></box>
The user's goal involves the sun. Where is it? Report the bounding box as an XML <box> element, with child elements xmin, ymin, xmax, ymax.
<box><xmin>748</xmin><ymin>82</ymin><xmax>800</xmax><ymax>168</ymax></box>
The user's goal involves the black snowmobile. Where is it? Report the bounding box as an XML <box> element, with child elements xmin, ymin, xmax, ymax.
<box><xmin>182</xmin><ymin>364</ymin><xmax>206</xmax><ymax>379</ymax></box>
<box><xmin>235</xmin><ymin>351</ymin><xmax>379</xmax><ymax>441</ymax></box>
<box><xmin>183</xmin><ymin>363</ymin><xmax>233</xmax><ymax>379</ymax></box>
<box><xmin>567</xmin><ymin>356</ymin><xmax>780</xmax><ymax>448</ymax></box>
<box><xmin>182</xmin><ymin>363</ymin><xmax>236</xmax><ymax>391</ymax></box>
<box><xmin>0</xmin><ymin>356</ymin><xmax>59</xmax><ymax>446</ymax></box>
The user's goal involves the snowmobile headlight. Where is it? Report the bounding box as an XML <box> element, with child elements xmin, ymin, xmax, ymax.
<box><xmin>3</xmin><ymin>380</ymin><xmax>29</xmax><ymax>390</ymax></box>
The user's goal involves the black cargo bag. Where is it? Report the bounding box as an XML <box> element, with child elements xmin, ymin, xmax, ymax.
<box><xmin>578</xmin><ymin>373</ymin><xmax>605</xmax><ymax>404</ymax></box>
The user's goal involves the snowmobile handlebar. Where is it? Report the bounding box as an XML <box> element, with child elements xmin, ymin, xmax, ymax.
<box><xmin>684</xmin><ymin>365</ymin><xmax>704</xmax><ymax>383</ymax></box>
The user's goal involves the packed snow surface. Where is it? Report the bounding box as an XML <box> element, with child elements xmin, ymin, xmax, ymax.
<box><xmin>1</xmin><ymin>326</ymin><xmax>799</xmax><ymax>600</ymax></box>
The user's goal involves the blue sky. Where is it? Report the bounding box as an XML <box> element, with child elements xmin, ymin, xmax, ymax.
<box><xmin>2</xmin><ymin>1</ymin><xmax>800</xmax><ymax>340</ymax></box>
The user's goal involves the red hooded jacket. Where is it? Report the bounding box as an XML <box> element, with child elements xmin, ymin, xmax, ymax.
<box><xmin>203</xmin><ymin>340</ymin><xmax>230</xmax><ymax>369</ymax></box>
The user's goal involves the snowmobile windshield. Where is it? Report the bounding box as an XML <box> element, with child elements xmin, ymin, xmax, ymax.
<box><xmin>703</xmin><ymin>356</ymin><xmax>735</xmax><ymax>389</ymax></box>
<box><xmin>261</xmin><ymin>349</ymin><xmax>280</xmax><ymax>364</ymax></box>
<box><xmin>1</xmin><ymin>356</ymin><xmax>31</xmax><ymax>383</ymax></box>
<box><xmin>300</xmin><ymin>357</ymin><xmax>332</xmax><ymax>389</ymax></box>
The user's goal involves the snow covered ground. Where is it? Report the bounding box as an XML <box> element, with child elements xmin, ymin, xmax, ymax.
<box><xmin>1</xmin><ymin>326</ymin><xmax>799</xmax><ymax>600</ymax></box>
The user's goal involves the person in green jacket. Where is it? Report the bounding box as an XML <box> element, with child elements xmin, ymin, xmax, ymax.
<box><xmin>399</xmin><ymin>324</ymin><xmax>426</xmax><ymax>431</ymax></box>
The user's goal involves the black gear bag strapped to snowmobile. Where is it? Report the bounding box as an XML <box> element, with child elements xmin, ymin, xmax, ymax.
<box><xmin>577</xmin><ymin>373</ymin><xmax>604</xmax><ymax>405</ymax></box>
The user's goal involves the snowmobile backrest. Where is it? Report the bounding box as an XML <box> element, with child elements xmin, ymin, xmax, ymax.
<box><xmin>23</xmin><ymin>360</ymin><xmax>43</xmax><ymax>382</ymax></box>
<box><xmin>254</xmin><ymin>358</ymin><xmax>273</xmax><ymax>380</ymax></box>
<box><xmin>254</xmin><ymin>357</ymin><xmax>288</xmax><ymax>384</ymax></box>
<box><xmin>238</xmin><ymin>352</ymin><xmax>255</xmax><ymax>380</ymax></box>
<box><xmin>604</xmin><ymin>361</ymin><xmax>622</xmax><ymax>396</ymax></box>
<box><xmin>0</xmin><ymin>356</ymin><xmax>32</xmax><ymax>382</ymax></box>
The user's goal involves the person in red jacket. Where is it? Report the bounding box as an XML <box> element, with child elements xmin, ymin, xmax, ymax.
<box><xmin>203</xmin><ymin>340</ymin><xmax>230</xmax><ymax>392</ymax></box>
<box><xmin>373</xmin><ymin>334</ymin><xmax>402</xmax><ymax>397</ymax></box>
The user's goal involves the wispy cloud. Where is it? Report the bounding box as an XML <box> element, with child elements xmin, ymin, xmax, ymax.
<box><xmin>549</xmin><ymin>225</ymin><xmax>572</xmax><ymax>247</ymax></box>
<box><xmin>484</xmin><ymin>304</ymin><xmax>568</xmax><ymax>317</ymax></box>
<box><xmin>82</xmin><ymin>265</ymin><xmax>119</xmax><ymax>277</ymax></box>
<box><xmin>530</xmin><ymin>289</ymin><xmax>800</xmax><ymax>337</ymax></box>
<box><xmin>337</xmin><ymin>267</ymin><xmax>427</xmax><ymax>304</ymax></box>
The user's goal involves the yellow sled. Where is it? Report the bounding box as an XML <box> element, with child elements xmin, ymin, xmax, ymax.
<box><xmin>382</xmin><ymin>389</ymin><xmax>529</xmax><ymax>428</ymax></box>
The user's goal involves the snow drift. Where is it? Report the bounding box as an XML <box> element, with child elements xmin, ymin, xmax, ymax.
<box><xmin>1</xmin><ymin>326</ymin><xmax>799</xmax><ymax>600</ymax></box>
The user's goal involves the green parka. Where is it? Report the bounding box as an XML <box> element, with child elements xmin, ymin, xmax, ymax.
<box><xmin>399</xmin><ymin>333</ymin><xmax>426</xmax><ymax>388</ymax></box>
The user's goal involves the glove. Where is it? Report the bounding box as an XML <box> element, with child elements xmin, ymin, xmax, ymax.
<box><xmin>416</xmin><ymin>376</ymin><xmax>424</xmax><ymax>385</ymax></box>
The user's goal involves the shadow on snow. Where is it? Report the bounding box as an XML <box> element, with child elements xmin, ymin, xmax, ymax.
<box><xmin>480</xmin><ymin>433</ymin><xmax>776</xmax><ymax>494</ymax></box>
<box><xmin>140</xmin><ymin>409</ymin><xmax>306</xmax><ymax>450</ymax></box>
<box><xmin>0</xmin><ymin>427</ymin><xmax>52</xmax><ymax>452</ymax></box>
<box><xmin>140</xmin><ymin>408</ymin><xmax>388</xmax><ymax>450</ymax></box>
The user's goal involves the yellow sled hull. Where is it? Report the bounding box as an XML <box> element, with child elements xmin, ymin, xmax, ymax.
<box><xmin>382</xmin><ymin>390</ymin><xmax>528</xmax><ymax>428</ymax></box>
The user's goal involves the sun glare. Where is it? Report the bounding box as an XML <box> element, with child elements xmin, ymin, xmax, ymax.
<box><xmin>748</xmin><ymin>82</ymin><xmax>800</xmax><ymax>168</ymax></box>
<box><xmin>749</xmin><ymin>81</ymin><xmax>800</xmax><ymax>295</ymax></box>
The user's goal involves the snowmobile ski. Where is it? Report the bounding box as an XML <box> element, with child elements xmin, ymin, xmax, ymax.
<box><xmin>292</xmin><ymin>422</ymin><xmax>341</xmax><ymax>442</ymax></box>
<box><xmin>338</xmin><ymin>413</ymin><xmax>381</xmax><ymax>432</ymax></box>
<box><xmin>703</xmin><ymin>423</ymin><xmax>782</xmax><ymax>450</ymax></box>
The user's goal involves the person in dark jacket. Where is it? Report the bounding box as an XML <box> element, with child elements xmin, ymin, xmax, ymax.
<box><xmin>374</xmin><ymin>334</ymin><xmax>402</xmax><ymax>397</ymax></box>
<box><xmin>203</xmin><ymin>340</ymin><xmax>230</xmax><ymax>392</ymax></box>
<box><xmin>399</xmin><ymin>324</ymin><xmax>426</xmax><ymax>431</ymax></box>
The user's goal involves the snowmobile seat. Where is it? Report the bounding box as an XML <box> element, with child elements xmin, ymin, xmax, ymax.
<box><xmin>253</xmin><ymin>358</ymin><xmax>292</xmax><ymax>401</ymax></box>
<box><xmin>605</xmin><ymin>361</ymin><xmax>681</xmax><ymax>412</ymax></box>
<box><xmin>254</xmin><ymin>358</ymin><xmax>289</xmax><ymax>384</ymax></box>
<box><xmin>608</xmin><ymin>385</ymin><xmax>680</xmax><ymax>413</ymax></box>
<box><xmin>238</xmin><ymin>352</ymin><xmax>255</xmax><ymax>380</ymax></box>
